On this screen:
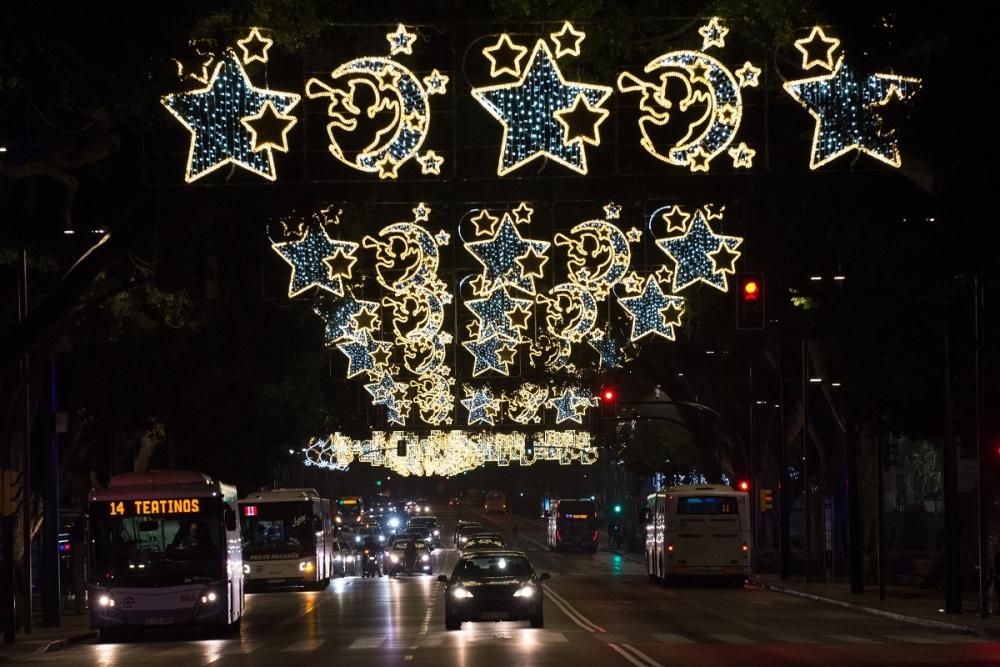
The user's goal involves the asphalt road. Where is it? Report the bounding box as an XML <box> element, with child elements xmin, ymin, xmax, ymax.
<box><xmin>22</xmin><ymin>509</ymin><xmax>1000</xmax><ymax>666</ymax></box>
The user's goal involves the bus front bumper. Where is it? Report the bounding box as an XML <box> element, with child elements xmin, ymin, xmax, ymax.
<box><xmin>89</xmin><ymin>584</ymin><xmax>229</xmax><ymax>628</ymax></box>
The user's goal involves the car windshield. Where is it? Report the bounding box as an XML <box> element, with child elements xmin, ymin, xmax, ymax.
<box><xmin>457</xmin><ymin>555</ymin><xmax>532</xmax><ymax>579</ymax></box>
<box><xmin>90</xmin><ymin>510</ymin><xmax>224</xmax><ymax>586</ymax></box>
<box><xmin>240</xmin><ymin>501</ymin><xmax>316</xmax><ymax>553</ymax></box>
<box><xmin>465</xmin><ymin>538</ymin><xmax>505</xmax><ymax>549</ymax></box>
<box><xmin>391</xmin><ymin>538</ymin><xmax>427</xmax><ymax>550</ymax></box>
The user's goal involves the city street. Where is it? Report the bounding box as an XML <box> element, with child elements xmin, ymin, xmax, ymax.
<box><xmin>20</xmin><ymin>513</ymin><xmax>999</xmax><ymax>666</ymax></box>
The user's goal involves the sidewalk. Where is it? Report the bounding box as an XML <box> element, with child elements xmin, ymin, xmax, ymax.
<box><xmin>0</xmin><ymin>606</ymin><xmax>95</xmax><ymax>663</ymax></box>
<box><xmin>752</xmin><ymin>574</ymin><xmax>1000</xmax><ymax>638</ymax></box>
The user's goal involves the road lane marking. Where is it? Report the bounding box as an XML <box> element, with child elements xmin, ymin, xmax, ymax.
<box><xmin>543</xmin><ymin>585</ymin><xmax>606</xmax><ymax>632</ymax></box>
<box><xmin>349</xmin><ymin>637</ymin><xmax>387</xmax><ymax>649</ymax></box>
<box><xmin>884</xmin><ymin>634</ymin><xmax>942</xmax><ymax>644</ymax></box>
<box><xmin>651</xmin><ymin>632</ymin><xmax>694</xmax><ymax>643</ymax></box>
<box><xmin>708</xmin><ymin>633</ymin><xmax>753</xmax><ymax>643</ymax></box>
<box><xmin>828</xmin><ymin>634</ymin><xmax>879</xmax><ymax>643</ymax></box>
<box><xmin>621</xmin><ymin>643</ymin><xmax>665</xmax><ymax>667</ymax></box>
<box><xmin>608</xmin><ymin>643</ymin><xmax>648</xmax><ymax>667</ymax></box>
<box><xmin>283</xmin><ymin>639</ymin><xmax>325</xmax><ymax>651</ymax></box>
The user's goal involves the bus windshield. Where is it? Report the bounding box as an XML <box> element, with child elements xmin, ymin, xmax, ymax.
<box><xmin>240</xmin><ymin>501</ymin><xmax>316</xmax><ymax>555</ymax></box>
<box><xmin>90</xmin><ymin>510</ymin><xmax>224</xmax><ymax>587</ymax></box>
<box><xmin>677</xmin><ymin>496</ymin><xmax>738</xmax><ymax>515</ymax></box>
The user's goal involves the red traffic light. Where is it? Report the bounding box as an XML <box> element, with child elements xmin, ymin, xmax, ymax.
<box><xmin>602</xmin><ymin>389</ymin><xmax>615</xmax><ymax>402</ymax></box>
<box><xmin>738</xmin><ymin>480</ymin><xmax>750</xmax><ymax>492</ymax></box>
<box><xmin>742</xmin><ymin>279</ymin><xmax>759</xmax><ymax>301</ymax></box>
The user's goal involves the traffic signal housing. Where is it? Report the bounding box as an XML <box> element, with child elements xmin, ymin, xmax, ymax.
<box><xmin>737</xmin><ymin>271</ymin><xmax>765</xmax><ymax>330</ymax></box>
<box><xmin>759</xmin><ymin>488</ymin><xmax>774</xmax><ymax>512</ymax></box>
<box><xmin>600</xmin><ymin>387</ymin><xmax>617</xmax><ymax>420</ymax></box>
<box><xmin>737</xmin><ymin>480</ymin><xmax>750</xmax><ymax>492</ymax></box>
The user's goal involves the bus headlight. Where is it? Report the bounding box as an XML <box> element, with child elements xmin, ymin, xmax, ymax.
<box><xmin>299</xmin><ymin>561</ymin><xmax>315</xmax><ymax>573</ymax></box>
<box><xmin>201</xmin><ymin>592</ymin><xmax>218</xmax><ymax>604</ymax></box>
<box><xmin>242</xmin><ymin>564</ymin><xmax>251</xmax><ymax>574</ymax></box>
<box><xmin>421</xmin><ymin>554</ymin><xmax>429</xmax><ymax>562</ymax></box>
<box><xmin>334</xmin><ymin>554</ymin><xmax>342</xmax><ymax>561</ymax></box>
<box><xmin>98</xmin><ymin>594</ymin><xmax>114</xmax><ymax>607</ymax></box>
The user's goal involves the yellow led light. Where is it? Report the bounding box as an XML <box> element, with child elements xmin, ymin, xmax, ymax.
<box><xmin>727</xmin><ymin>142</ymin><xmax>755</xmax><ymax>169</ymax></box>
<box><xmin>482</xmin><ymin>34</ymin><xmax>529</xmax><ymax>78</ymax></box>
<box><xmin>794</xmin><ymin>26</ymin><xmax>841</xmax><ymax>72</ymax></box>
<box><xmin>240</xmin><ymin>100</ymin><xmax>298</xmax><ymax>153</ymax></box>
<box><xmin>473</xmin><ymin>38</ymin><xmax>613</xmax><ymax>176</ymax></box>
<box><xmin>237</xmin><ymin>27</ymin><xmax>273</xmax><ymax>64</ymax></box>
<box><xmin>656</xmin><ymin>207</ymin><xmax>743</xmax><ymax>293</ymax></box>
<box><xmin>660</xmin><ymin>205</ymin><xmax>691</xmax><ymax>234</ymax></box>
<box><xmin>423</xmin><ymin>69</ymin><xmax>449</xmax><ymax>95</ymax></box>
<box><xmin>386</xmin><ymin>24</ymin><xmax>418</xmax><ymax>56</ymax></box>
<box><xmin>549</xmin><ymin>21</ymin><xmax>586</xmax><ymax>58</ymax></box>
<box><xmin>417</xmin><ymin>150</ymin><xmax>444</xmax><ymax>175</ymax></box>
<box><xmin>511</xmin><ymin>202</ymin><xmax>534</xmax><ymax>225</ymax></box>
<box><xmin>735</xmin><ymin>61</ymin><xmax>761</xmax><ymax>88</ymax></box>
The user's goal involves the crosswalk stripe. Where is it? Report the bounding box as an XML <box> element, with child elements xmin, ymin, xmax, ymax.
<box><xmin>283</xmin><ymin>639</ymin><xmax>325</xmax><ymax>651</ymax></box>
<box><xmin>708</xmin><ymin>633</ymin><xmax>753</xmax><ymax>643</ymax></box>
<box><xmin>828</xmin><ymin>634</ymin><xmax>879</xmax><ymax>644</ymax></box>
<box><xmin>350</xmin><ymin>637</ymin><xmax>387</xmax><ymax>649</ymax></box>
<box><xmin>651</xmin><ymin>633</ymin><xmax>694</xmax><ymax>643</ymax></box>
<box><xmin>884</xmin><ymin>634</ymin><xmax>942</xmax><ymax>644</ymax></box>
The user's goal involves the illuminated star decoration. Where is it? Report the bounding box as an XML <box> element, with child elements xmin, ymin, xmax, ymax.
<box><xmin>162</xmin><ymin>50</ymin><xmax>301</xmax><ymax>182</ymax></box>
<box><xmin>727</xmin><ymin>141</ymin><xmax>755</xmax><ymax>169</ymax></box>
<box><xmin>550</xmin><ymin>21</ymin><xmax>586</xmax><ymax>58</ymax></box>
<box><xmin>588</xmin><ymin>331</ymin><xmax>625</xmax><ymax>369</ymax></box>
<box><xmin>698</xmin><ymin>17</ymin><xmax>729</xmax><ymax>50</ymax></box>
<box><xmin>365</xmin><ymin>372</ymin><xmax>411</xmax><ymax>426</ymax></box>
<box><xmin>237</xmin><ymin>27</ymin><xmax>273</xmax><ymax>64</ymax></box>
<box><xmin>472</xmin><ymin>38</ymin><xmax>613</xmax><ymax>175</ymax></box>
<box><xmin>617</xmin><ymin>276</ymin><xmax>686</xmax><ymax>341</ymax></box>
<box><xmin>305</xmin><ymin>24</ymin><xmax>447</xmax><ymax>179</ymax></box>
<box><xmin>547</xmin><ymin>387</ymin><xmax>598</xmax><ymax>425</ymax></box>
<box><xmin>462</xmin><ymin>386</ymin><xmax>501</xmax><ymax>426</ymax></box>
<box><xmin>466</xmin><ymin>214</ymin><xmax>551</xmax><ymax>293</ymax></box>
<box><xmin>784</xmin><ymin>53</ymin><xmax>922</xmax><ymax>169</ymax></box>
<box><xmin>794</xmin><ymin>26</ymin><xmax>841</xmax><ymax>71</ymax></box>
<box><xmin>603</xmin><ymin>202</ymin><xmax>622</xmax><ymax>220</ymax></box>
<box><xmin>313</xmin><ymin>292</ymin><xmax>380</xmax><ymax>345</ymax></box>
<box><xmin>240</xmin><ymin>100</ymin><xmax>298</xmax><ymax>153</ymax></box>
<box><xmin>466</xmin><ymin>287</ymin><xmax>533</xmax><ymax>342</ymax></box>
<box><xmin>657</xmin><ymin>209</ymin><xmax>743</xmax><ymax>292</ymax></box>
<box><xmin>483</xmin><ymin>34</ymin><xmax>529</xmax><ymax>78</ymax></box>
<box><xmin>735</xmin><ymin>61</ymin><xmax>761</xmax><ymax>88</ymax></box>
<box><xmin>337</xmin><ymin>330</ymin><xmax>393</xmax><ymax>379</ymax></box>
<box><xmin>271</xmin><ymin>224</ymin><xmax>359</xmax><ymax>297</ymax></box>
<box><xmin>463</xmin><ymin>332</ymin><xmax>512</xmax><ymax>376</ymax></box>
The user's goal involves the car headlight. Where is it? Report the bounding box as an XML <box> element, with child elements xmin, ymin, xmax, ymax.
<box><xmin>451</xmin><ymin>587</ymin><xmax>474</xmax><ymax>599</ymax></box>
<box><xmin>389</xmin><ymin>518</ymin><xmax>400</xmax><ymax>528</ymax></box>
<box><xmin>513</xmin><ymin>585</ymin><xmax>535</xmax><ymax>598</ymax></box>
<box><xmin>390</xmin><ymin>555</ymin><xmax>399</xmax><ymax>563</ymax></box>
<box><xmin>461</xmin><ymin>536</ymin><xmax>468</xmax><ymax>543</ymax></box>
<box><xmin>335</xmin><ymin>516</ymin><xmax>342</xmax><ymax>523</ymax></box>
<box><xmin>433</xmin><ymin>530</ymin><xmax>440</xmax><ymax>536</ymax></box>
<box><xmin>242</xmin><ymin>564</ymin><xmax>251</xmax><ymax>574</ymax></box>
<box><xmin>299</xmin><ymin>561</ymin><xmax>315</xmax><ymax>573</ymax></box>
<box><xmin>424</xmin><ymin>506</ymin><xmax>430</xmax><ymax>512</ymax></box>
<box><xmin>355</xmin><ymin>536</ymin><xmax>361</xmax><ymax>543</ymax></box>
<box><xmin>334</xmin><ymin>554</ymin><xmax>342</xmax><ymax>561</ymax></box>
<box><xmin>421</xmin><ymin>554</ymin><xmax>429</xmax><ymax>562</ymax></box>
<box><xmin>379</xmin><ymin>535</ymin><xmax>385</xmax><ymax>542</ymax></box>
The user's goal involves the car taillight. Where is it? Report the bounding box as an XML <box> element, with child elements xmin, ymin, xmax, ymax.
<box><xmin>741</xmin><ymin>543</ymin><xmax>749</xmax><ymax>553</ymax></box>
<box><xmin>667</xmin><ymin>544</ymin><xmax>674</xmax><ymax>552</ymax></box>
<box><xmin>556</xmin><ymin>530</ymin><xmax>562</xmax><ymax>543</ymax></box>
<box><xmin>592</xmin><ymin>530</ymin><xmax>598</xmax><ymax>542</ymax></box>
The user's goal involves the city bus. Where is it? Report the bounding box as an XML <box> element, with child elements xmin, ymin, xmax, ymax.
<box><xmin>547</xmin><ymin>498</ymin><xmax>599</xmax><ymax>552</ymax></box>
<box><xmin>239</xmin><ymin>488</ymin><xmax>335</xmax><ymax>589</ymax></box>
<box><xmin>645</xmin><ymin>484</ymin><xmax>750</xmax><ymax>586</ymax></box>
<box><xmin>87</xmin><ymin>470</ymin><xmax>244</xmax><ymax>641</ymax></box>
<box><xmin>336</xmin><ymin>495</ymin><xmax>365</xmax><ymax>524</ymax></box>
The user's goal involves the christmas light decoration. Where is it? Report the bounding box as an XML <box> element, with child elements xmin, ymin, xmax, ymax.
<box><xmin>550</xmin><ymin>21</ymin><xmax>586</xmax><ymax>58</ymax></box>
<box><xmin>784</xmin><ymin>49</ymin><xmax>921</xmax><ymax>169</ymax></box>
<box><xmin>616</xmin><ymin>276</ymin><xmax>686</xmax><ymax>341</ymax></box>
<box><xmin>588</xmin><ymin>330</ymin><xmax>626</xmax><ymax>369</ymax></box>
<box><xmin>466</xmin><ymin>214</ymin><xmax>551</xmax><ymax>293</ymax></box>
<box><xmin>547</xmin><ymin>387</ymin><xmax>598</xmax><ymax>424</ymax></box>
<box><xmin>305</xmin><ymin>24</ymin><xmax>446</xmax><ymax>179</ymax></box>
<box><xmin>271</xmin><ymin>223</ymin><xmax>359</xmax><ymax>298</ymax></box>
<box><xmin>505</xmin><ymin>382</ymin><xmax>548</xmax><ymax>424</ymax></box>
<box><xmin>305</xmin><ymin>429</ymin><xmax>596</xmax><ymax>477</ymax></box>
<box><xmin>236</xmin><ymin>27</ymin><xmax>273</xmax><ymax>65</ymax></box>
<box><xmin>466</xmin><ymin>287</ymin><xmax>533</xmax><ymax>342</ymax></box>
<box><xmin>337</xmin><ymin>330</ymin><xmax>394</xmax><ymax>379</ymax></box>
<box><xmin>482</xmin><ymin>34</ymin><xmax>529</xmax><ymax>78</ymax></box>
<box><xmin>617</xmin><ymin>18</ymin><xmax>756</xmax><ymax>173</ymax></box>
<box><xmin>472</xmin><ymin>37</ymin><xmax>613</xmax><ymax>175</ymax></box>
<box><xmin>656</xmin><ymin>207</ymin><xmax>743</xmax><ymax>293</ymax></box>
<box><xmin>794</xmin><ymin>26</ymin><xmax>840</xmax><ymax>72</ymax></box>
<box><xmin>162</xmin><ymin>50</ymin><xmax>301</xmax><ymax>183</ymax></box>
<box><xmin>313</xmin><ymin>291</ymin><xmax>380</xmax><ymax>345</ymax></box>
<box><xmin>554</xmin><ymin>219</ymin><xmax>632</xmax><ymax>299</ymax></box>
<box><xmin>461</xmin><ymin>386</ymin><xmax>502</xmax><ymax>425</ymax></box>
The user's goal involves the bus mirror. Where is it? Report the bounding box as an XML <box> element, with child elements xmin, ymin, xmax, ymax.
<box><xmin>138</xmin><ymin>520</ymin><xmax>159</xmax><ymax>532</ymax></box>
<box><xmin>224</xmin><ymin>508</ymin><xmax>237</xmax><ymax>532</ymax></box>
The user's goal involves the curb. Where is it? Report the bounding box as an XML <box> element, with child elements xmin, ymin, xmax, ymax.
<box><xmin>755</xmin><ymin>580</ymin><xmax>989</xmax><ymax>637</ymax></box>
<box><xmin>43</xmin><ymin>630</ymin><xmax>98</xmax><ymax>653</ymax></box>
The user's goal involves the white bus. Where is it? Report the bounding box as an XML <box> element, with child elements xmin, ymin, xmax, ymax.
<box><xmin>87</xmin><ymin>470</ymin><xmax>244</xmax><ymax>641</ymax></box>
<box><xmin>239</xmin><ymin>488</ymin><xmax>335</xmax><ymax>589</ymax></box>
<box><xmin>645</xmin><ymin>484</ymin><xmax>750</xmax><ymax>586</ymax></box>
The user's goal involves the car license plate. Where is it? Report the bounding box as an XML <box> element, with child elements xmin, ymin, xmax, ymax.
<box><xmin>144</xmin><ymin>616</ymin><xmax>174</xmax><ymax>626</ymax></box>
<box><xmin>479</xmin><ymin>612</ymin><xmax>506</xmax><ymax>620</ymax></box>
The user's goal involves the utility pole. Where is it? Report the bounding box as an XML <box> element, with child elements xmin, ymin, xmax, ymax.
<box><xmin>943</xmin><ymin>323</ymin><xmax>961</xmax><ymax>612</ymax></box>
<box><xmin>41</xmin><ymin>356</ymin><xmax>60</xmax><ymax>627</ymax></box>
<box><xmin>974</xmin><ymin>273</ymin><xmax>988</xmax><ymax>619</ymax></box>
<box><xmin>802</xmin><ymin>339</ymin><xmax>812</xmax><ymax>583</ymax></box>
<box><xmin>19</xmin><ymin>249</ymin><xmax>32</xmax><ymax>635</ymax></box>
<box><xmin>778</xmin><ymin>337</ymin><xmax>790</xmax><ymax>580</ymax></box>
<box><xmin>844</xmin><ymin>397</ymin><xmax>863</xmax><ymax>594</ymax></box>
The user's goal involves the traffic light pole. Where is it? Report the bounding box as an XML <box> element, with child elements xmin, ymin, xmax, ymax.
<box><xmin>844</xmin><ymin>400</ymin><xmax>863</xmax><ymax>594</ymax></box>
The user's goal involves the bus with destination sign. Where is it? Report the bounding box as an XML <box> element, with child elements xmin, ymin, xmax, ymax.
<box><xmin>547</xmin><ymin>498</ymin><xmax>599</xmax><ymax>552</ymax></box>
<box><xmin>645</xmin><ymin>484</ymin><xmax>750</xmax><ymax>586</ymax></box>
<box><xmin>336</xmin><ymin>495</ymin><xmax>365</xmax><ymax>524</ymax></box>
<box><xmin>239</xmin><ymin>488</ymin><xmax>335</xmax><ymax>589</ymax></box>
<box><xmin>87</xmin><ymin>470</ymin><xmax>244</xmax><ymax>641</ymax></box>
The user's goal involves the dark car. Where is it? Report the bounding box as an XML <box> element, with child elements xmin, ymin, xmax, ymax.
<box><xmin>439</xmin><ymin>550</ymin><xmax>549</xmax><ymax>630</ymax></box>
<box><xmin>332</xmin><ymin>539</ymin><xmax>358</xmax><ymax>577</ymax></box>
<box><xmin>407</xmin><ymin>516</ymin><xmax>442</xmax><ymax>548</ymax></box>
<box><xmin>454</xmin><ymin>520</ymin><xmax>480</xmax><ymax>546</ymax></box>
<box><xmin>456</xmin><ymin>523</ymin><xmax>484</xmax><ymax>547</ymax></box>
<box><xmin>386</xmin><ymin>536</ymin><xmax>433</xmax><ymax>576</ymax></box>
<box><xmin>462</xmin><ymin>534</ymin><xmax>507</xmax><ymax>553</ymax></box>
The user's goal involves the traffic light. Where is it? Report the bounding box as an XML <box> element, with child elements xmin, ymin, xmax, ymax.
<box><xmin>1</xmin><ymin>469</ymin><xmax>22</xmax><ymax>517</ymax></box>
<box><xmin>736</xmin><ymin>271</ymin><xmax>765</xmax><ymax>330</ymax></box>
<box><xmin>737</xmin><ymin>480</ymin><xmax>750</xmax><ymax>492</ymax></box>
<box><xmin>759</xmin><ymin>488</ymin><xmax>774</xmax><ymax>512</ymax></box>
<box><xmin>600</xmin><ymin>387</ymin><xmax>617</xmax><ymax>420</ymax></box>
<box><xmin>613</xmin><ymin>504</ymin><xmax>623</xmax><ymax>514</ymax></box>
<box><xmin>375</xmin><ymin>479</ymin><xmax>383</xmax><ymax>487</ymax></box>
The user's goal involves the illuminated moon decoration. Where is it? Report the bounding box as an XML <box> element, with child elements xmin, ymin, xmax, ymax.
<box><xmin>305</xmin><ymin>24</ymin><xmax>446</xmax><ymax>179</ymax></box>
<box><xmin>270</xmin><ymin>201</ymin><xmax>745</xmax><ymax>474</ymax></box>
<box><xmin>617</xmin><ymin>19</ymin><xmax>756</xmax><ymax>172</ymax></box>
